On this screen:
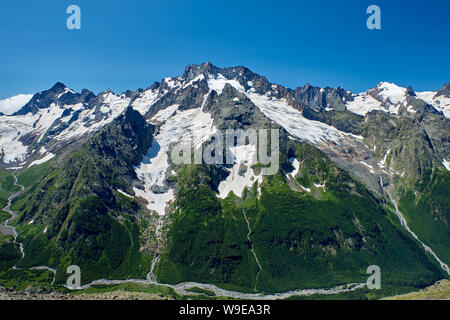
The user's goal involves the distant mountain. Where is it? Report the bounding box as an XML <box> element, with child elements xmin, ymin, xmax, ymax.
<box><xmin>0</xmin><ymin>63</ymin><xmax>448</xmax><ymax>298</ymax></box>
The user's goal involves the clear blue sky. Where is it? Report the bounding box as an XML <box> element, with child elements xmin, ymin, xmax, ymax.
<box><xmin>0</xmin><ymin>0</ymin><xmax>449</xmax><ymax>98</ymax></box>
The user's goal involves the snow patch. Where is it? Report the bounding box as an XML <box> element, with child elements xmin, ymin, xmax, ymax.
<box><xmin>416</xmin><ymin>91</ymin><xmax>450</xmax><ymax>119</ymax></box>
<box><xmin>346</xmin><ymin>94</ymin><xmax>387</xmax><ymax>116</ymax></box>
<box><xmin>117</xmin><ymin>189</ymin><xmax>134</xmax><ymax>198</ymax></box>
<box><xmin>134</xmin><ymin>103</ymin><xmax>216</xmax><ymax>215</ymax></box>
<box><xmin>443</xmin><ymin>159</ymin><xmax>450</xmax><ymax>171</ymax></box>
<box><xmin>377</xmin><ymin>82</ymin><xmax>407</xmax><ymax>105</ymax></box>
<box><xmin>246</xmin><ymin>91</ymin><xmax>345</xmax><ymax>144</ymax></box>
<box><xmin>288</xmin><ymin>157</ymin><xmax>300</xmax><ymax>177</ymax></box>
<box><xmin>28</xmin><ymin>153</ymin><xmax>55</xmax><ymax>167</ymax></box>
<box><xmin>207</xmin><ymin>74</ymin><xmax>245</xmax><ymax>95</ymax></box>
<box><xmin>379</xmin><ymin>148</ymin><xmax>391</xmax><ymax>168</ymax></box>
<box><xmin>132</xmin><ymin>88</ymin><xmax>160</xmax><ymax>116</ymax></box>
<box><xmin>300</xmin><ymin>185</ymin><xmax>311</xmax><ymax>193</ymax></box>
<box><xmin>218</xmin><ymin>144</ymin><xmax>262</xmax><ymax>199</ymax></box>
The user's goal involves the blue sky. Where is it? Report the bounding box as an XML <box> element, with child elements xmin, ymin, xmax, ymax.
<box><xmin>0</xmin><ymin>0</ymin><xmax>449</xmax><ymax>99</ymax></box>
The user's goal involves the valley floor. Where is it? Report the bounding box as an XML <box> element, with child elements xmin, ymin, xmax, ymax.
<box><xmin>0</xmin><ymin>286</ymin><xmax>170</xmax><ymax>300</ymax></box>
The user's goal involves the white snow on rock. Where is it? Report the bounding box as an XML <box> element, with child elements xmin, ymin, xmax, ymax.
<box><xmin>56</xmin><ymin>92</ymin><xmax>131</xmax><ymax>141</ymax></box>
<box><xmin>0</xmin><ymin>128</ymin><xmax>29</xmax><ymax>164</ymax></box>
<box><xmin>207</xmin><ymin>73</ymin><xmax>362</xmax><ymax>146</ymax></box>
<box><xmin>416</xmin><ymin>91</ymin><xmax>450</xmax><ymax>118</ymax></box>
<box><xmin>0</xmin><ymin>91</ymin><xmax>131</xmax><ymax>164</ymax></box>
<box><xmin>346</xmin><ymin>82</ymin><xmax>450</xmax><ymax>119</ymax></box>
<box><xmin>314</xmin><ymin>183</ymin><xmax>326</xmax><ymax>189</ymax></box>
<box><xmin>218</xmin><ymin>144</ymin><xmax>262</xmax><ymax>199</ymax></box>
<box><xmin>134</xmin><ymin>102</ymin><xmax>216</xmax><ymax>215</ymax></box>
<box><xmin>443</xmin><ymin>159</ymin><xmax>450</xmax><ymax>171</ymax></box>
<box><xmin>346</xmin><ymin>94</ymin><xmax>388</xmax><ymax>116</ymax></box>
<box><xmin>378</xmin><ymin>148</ymin><xmax>391</xmax><ymax>168</ymax></box>
<box><xmin>131</xmin><ymin>88</ymin><xmax>160</xmax><ymax>116</ymax></box>
<box><xmin>346</xmin><ymin>82</ymin><xmax>405</xmax><ymax>116</ymax></box>
<box><xmin>287</xmin><ymin>157</ymin><xmax>300</xmax><ymax>177</ymax></box>
<box><xmin>207</xmin><ymin>74</ymin><xmax>245</xmax><ymax>95</ymax></box>
<box><xmin>300</xmin><ymin>185</ymin><xmax>311</xmax><ymax>193</ymax></box>
<box><xmin>117</xmin><ymin>189</ymin><xmax>134</xmax><ymax>198</ymax></box>
<box><xmin>0</xmin><ymin>97</ymin><xmax>78</xmax><ymax>165</ymax></box>
<box><xmin>377</xmin><ymin>82</ymin><xmax>407</xmax><ymax>105</ymax></box>
<box><xmin>39</xmin><ymin>146</ymin><xmax>47</xmax><ymax>155</ymax></box>
<box><xmin>28</xmin><ymin>153</ymin><xmax>55</xmax><ymax>167</ymax></box>
<box><xmin>359</xmin><ymin>161</ymin><xmax>375</xmax><ymax>174</ymax></box>
<box><xmin>249</xmin><ymin>93</ymin><xmax>343</xmax><ymax>144</ymax></box>
<box><xmin>150</xmin><ymin>104</ymin><xmax>179</xmax><ymax>123</ymax></box>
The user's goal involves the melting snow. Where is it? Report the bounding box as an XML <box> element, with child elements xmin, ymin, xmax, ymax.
<box><xmin>218</xmin><ymin>144</ymin><xmax>262</xmax><ymax>199</ymax></box>
<box><xmin>288</xmin><ymin>157</ymin><xmax>300</xmax><ymax>177</ymax></box>
<box><xmin>416</xmin><ymin>91</ymin><xmax>450</xmax><ymax>119</ymax></box>
<box><xmin>56</xmin><ymin>93</ymin><xmax>130</xmax><ymax>141</ymax></box>
<box><xmin>246</xmin><ymin>92</ymin><xmax>346</xmax><ymax>144</ymax></box>
<box><xmin>117</xmin><ymin>189</ymin><xmax>134</xmax><ymax>198</ymax></box>
<box><xmin>377</xmin><ymin>82</ymin><xmax>407</xmax><ymax>105</ymax></box>
<box><xmin>134</xmin><ymin>102</ymin><xmax>216</xmax><ymax>215</ymax></box>
<box><xmin>131</xmin><ymin>88</ymin><xmax>160</xmax><ymax>116</ymax></box>
<box><xmin>207</xmin><ymin>74</ymin><xmax>245</xmax><ymax>95</ymax></box>
<box><xmin>346</xmin><ymin>83</ymin><xmax>450</xmax><ymax>119</ymax></box>
<box><xmin>207</xmin><ymin>74</ymin><xmax>362</xmax><ymax>147</ymax></box>
<box><xmin>300</xmin><ymin>185</ymin><xmax>311</xmax><ymax>193</ymax></box>
<box><xmin>443</xmin><ymin>159</ymin><xmax>450</xmax><ymax>171</ymax></box>
<box><xmin>314</xmin><ymin>183</ymin><xmax>326</xmax><ymax>189</ymax></box>
<box><xmin>359</xmin><ymin>161</ymin><xmax>375</xmax><ymax>174</ymax></box>
<box><xmin>346</xmin><ymin>94</ymin><xmax>388</xmax><ymax>116</ymax></box>
<box><xmin>28</xmin><ymin>153</ymin><xmax>55</xmax><ymax>167</ymax></box>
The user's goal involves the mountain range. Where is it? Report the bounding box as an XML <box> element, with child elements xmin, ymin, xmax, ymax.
<box><xmin>0</xmin><ymin>63</ymin><xmax>448</xmax><ymax>299</ymax></box>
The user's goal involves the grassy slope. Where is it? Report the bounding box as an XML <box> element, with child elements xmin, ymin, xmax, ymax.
<box><xmin>8</xmin><ymin>155</ymin><xmax>152</xmax><ymax>285</ymax></box>
<box><xmin>0</xmin><ymin>168</ymin><xmax>20</xmax><ymax>213</ymax></box>
<box><xmin>383</xmin><ymin>279</ymin><xmax>450</xmax><ymax>300</ymax></box>
<box><xmin>2</xmin><ymin>108</ymin><xmax>155</xmax><ymax>285</ymax></box>
<box><xmin>398</xmin><ymin>168</ymin><xmax>450</xmax><ymax>265</ymax></box>
<box><xmin>156</xmin><ymin>144</ymin><xmax>444</xmax><ymax>296</ymax></box>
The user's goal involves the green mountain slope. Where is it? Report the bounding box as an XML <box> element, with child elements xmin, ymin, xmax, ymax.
<box><xmin>7</xmin><ymin>107</ymin><xmax>157</xmax><ymax>284</ymax></box>
<box><xmin>155</xmin><ymin>141</ymin><xmax>444</xmax><ymax>294</ymax></box>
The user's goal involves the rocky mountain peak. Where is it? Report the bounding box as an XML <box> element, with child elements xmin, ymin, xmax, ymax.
<box><xmin>50</xmin><ymin>82</ymin><xmax>67</xmax><ymax>92</ymax></box>
<box><xmin>183</xmin><ymin>62</ymin><xmax>219</xmax><ymax>81</ymax></box>
<box><xmin>406</xmin><ymin>85</ymin><xmax>416</xmax><ymax>96</ymax></box>
<box><xmin>435</xmin><ymin>83</ymin><xmax>450</xmax><ymax>98</ymax></box>
<box><xmin>12</xmin><ymin>82</ymin><xmax>69</xmax><ymax>115</ymax></box>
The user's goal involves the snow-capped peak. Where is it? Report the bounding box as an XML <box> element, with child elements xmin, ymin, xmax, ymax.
<box><xmin>346</xmin><ymin>82</ymin><xmax>450</xmax><ymax>118</ymax></box>
<box><xmin>374</xmin><ymin>82</ymin><xmax>407</xmax><ymax>105</ymax></box>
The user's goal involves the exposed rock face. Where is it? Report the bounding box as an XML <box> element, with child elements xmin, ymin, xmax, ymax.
<box><xmin>435</xmin><ymin>83</ymin><xmax>450</xmax><ymax>98</ymax></box>
<box><xmin>294</xmin><ymin>84</ymin><xmax>353</xmax><ymax>112</ymax></box>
